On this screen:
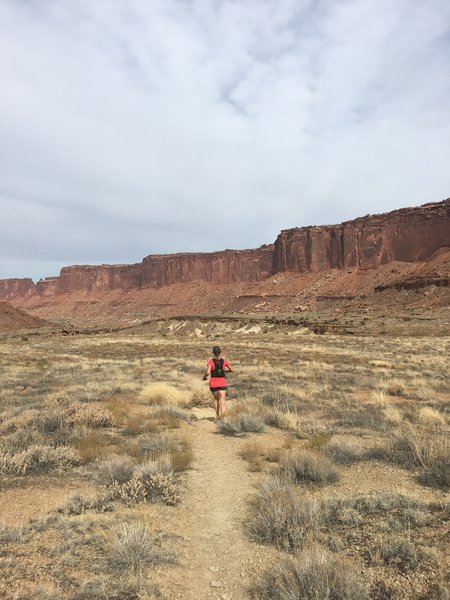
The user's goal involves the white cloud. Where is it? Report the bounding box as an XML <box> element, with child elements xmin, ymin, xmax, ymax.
<box><xmin>0</xmin><ymin>0</ymin><xmax>449</xmax><ymax>280</ymax></box>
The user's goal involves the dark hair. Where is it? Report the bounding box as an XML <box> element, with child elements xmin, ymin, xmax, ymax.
<box><xmin>212</xmin><ymin>346</ymin><xmax>221</xmax><ymax>356</ymax></box>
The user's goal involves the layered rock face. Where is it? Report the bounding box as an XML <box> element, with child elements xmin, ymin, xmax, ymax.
<box><xmin>0</xmin><ymin>278</ymin><xmax>35</xmax><ymax>300</ymax></box>
<box><xmin>141</xmin><ymin>247</ymin><xmax>274</xmax><ymax>287</ymax></box>
<box><xmin>273</xmin><ymin>200</ymin><xmax>449</xmax><ymax>272</ymax></box>
<box><xmin>0</xmin><ymin>199</ymin><xmax>448</xmax><ymax>299</ymax></box>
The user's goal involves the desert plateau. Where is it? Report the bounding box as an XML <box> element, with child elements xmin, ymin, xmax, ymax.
<box><xmin>0</xmin><ymin>200</ymin><xmax>449</xmax><ymax>599</ymax></box>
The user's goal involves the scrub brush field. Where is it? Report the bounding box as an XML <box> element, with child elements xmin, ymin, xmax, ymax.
<box><xmin>0</xmin><ymin>322</ymin><xmax>449</xmax><ymax>599</ymax></box>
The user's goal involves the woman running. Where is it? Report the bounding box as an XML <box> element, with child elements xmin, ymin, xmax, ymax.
<box><xmin>202</xmin><ymin>346</ymin><xmax>233</xmax><ymax>419</ymax></box>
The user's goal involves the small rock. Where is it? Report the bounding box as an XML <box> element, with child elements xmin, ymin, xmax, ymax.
<box><xmin>209</xmin><ymin>566</ymin><xmax>220</xmax><ymax>572</ymax></box>
<box><xmin>211</xmin><ymin>580</ymin><xmax>222</xmax><ymax>588</ymax></box>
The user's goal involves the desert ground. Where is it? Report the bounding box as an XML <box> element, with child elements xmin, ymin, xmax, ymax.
<box><xmin>0</xmin><ymin>319</ymin><xmax>449</xmax><ymax>599</ymax></box>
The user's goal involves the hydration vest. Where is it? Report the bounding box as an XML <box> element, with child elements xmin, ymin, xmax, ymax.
<box><xmin>211</xmin><ymin>358</ymin><xmax>225</xmax><ymax>378</ymax></box>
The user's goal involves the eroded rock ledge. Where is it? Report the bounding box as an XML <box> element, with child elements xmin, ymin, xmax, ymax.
<box><xmin>1</xmin><ymin>199</ymin><xmax>448</xmax><ymax>299</ymax></box>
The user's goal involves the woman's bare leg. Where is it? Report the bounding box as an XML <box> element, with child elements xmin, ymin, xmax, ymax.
<box><xmin>213</xmin><ymin>391</ymin><xmax>220</xmax><ymax>418</ymax></box>
<box><xmin>218</xmin><ymin>390</ymin><xmax>227</xmax><ymax>416</ymax></box>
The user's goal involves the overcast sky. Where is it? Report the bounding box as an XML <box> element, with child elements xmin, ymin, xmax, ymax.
<box><xmin>1</xmin><ymin>0</ymin><xmax>449</xmax><ymax>281</ymax></box>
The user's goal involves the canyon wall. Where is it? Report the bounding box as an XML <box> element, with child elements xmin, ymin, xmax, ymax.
<box><xmin>1</xmin><ymin>199</ymin><xmax>448</xmax><ymax>299</ymax></box>
<box><xmin>273</xmin><ymin>200</ymin><xmax>450</xmax><ymax>272</ymax></box>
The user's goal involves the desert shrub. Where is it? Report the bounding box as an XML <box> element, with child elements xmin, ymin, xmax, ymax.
<box><xmin>324</xmin><ymin>439</ymin><xmax>363</xmax><ymax>464</ymax></box>
<box><xmin>0</xmin><ymin>409</ymin><xmax>40</xmax><ymax>434</ymax></box>
<box><xmin>247</xmin><ymin>478</ymin><xmax>322</xmax><ymax>551</ymax></box>
<box><xmin>379</xmin><ymin>537</ymin><xmax>428</xmax><ymax>572</ymax></box>
<box><xmin>141</xmin><ymin>433</ymin><xmax>173</xmax><ymax>457</ymax></box>
<box><xmin>58</xmin><ymin>493</ymin><xmax>112</xmax><ymax>515</ymax></box>
<box><xmin>141</xmin><ymin>472</ymin><xmax>180</xmax><ymax>505</ymax></box>
<box><xmin>369</xmin><ymin>425</ymin><xmax>449</xmax><ymax>469</ymax></box>
<box><xmin>169</xmin><ymin>438</ymin><xmax>194</xmax><ymax>472</ymax></box>
<box><xmin>72</xmin><ymin>579</ymin><xmax>162</xmax><ymax>600</ymax></box>
<box><xmin>416</xmin><ymin>406</ymin><xmax>446</xmax><ymax>426</ymax></box>
<box><xmin>217</xmin><ymin>417</ymin><xmax>242</xmax><ymax>436</ymax></box>
<box><xmin>240</xmin><ymin>412</ymin><xmax>266</xmax><ymax>433</ymax></box>
<box><xmin>188</xmin><ymin>386</ymin><xmax>211</xmax><ymax>408</ymax></box>
<box><xmin>419</xmin><ymin>456</ymin><xmax>450</xmax><ymax>490</ymax></box>
<box><xmin>217</xmin><ymin>411</ymin><xmax>266</xmax><ymax>436</ymax></box>
<box><xmin>383</xmin><ymin>406</ymin><xmax>403</xmax><ymax>426</ymax></box>
<box><xmin>0</xmin><ymin>444</ymin><xmax>79</xmax><ymax>475</ymax></box>
<box><xmin>250</xmin><ymin>545</ymin><xmax>369</xmax><ymax>600</ymax></box>
<box><xmin>107</xmin><ymin>523</ymin><xmax>175</xmax><ymax>575</ymax></box>
<box><xmin>280</xmin><ymin>451</ymin><xmax>339</xmax><ymax>485</ymax></box>
<box><xmin>335</xmin><ymin>405</ymin><xmax>385</xmax><ymax>430</ymax></box>
<box><xmin>135</xmin><ymin>456</ymin><xmax>173</xmax><ymax>479</ymax></box>
<box><xmin>73</xmin><ymin>431</ymin><xmax>112</xmax><ymax>463</ymax></box>
<box><xmin>135</xmin><ymin>457</ymin><xmax>180</xmax><ymax>505</ymax></box>
<box><xmin>66</xmin><ymin>403</ymin><xmax>115</xmax><ymax>428</ymax></box>
<box><xmin>240</xmin><ymin>441</ymin><xmax>266</xmax><ymax>472</ymax></box>
<box><xmin>385</xmin><ymin>381</ymin><xmax>407</xmax><ymax>397</ymax></box>
<box><xmin>36</xmin><ymin>410</ymin><xmax>67</xmax><ymax>433</ymax></box>
<box><xmin>95</xmin><ymin>455</ymin><xmax>134</xmax><ymax>486</ymax></box>
<box><xmin>109</xmin><ymin>474</ymin><xmax>148</xmax><ymax>506</ymax></box>
<box><xmin>139</xmin><ymin>383</ymin><xmax>184</xmax><ymax>406</ymax></box>
<box><xmin>0</xmin><ymin>523</ymin><xmax>30</xmax><ymax>543</ymax></box>
<box><xmin>0</xmin><ymin>428</ymin><xmax>45</xmax><ymax>452</ymax></box>
<box><xmin>266</xmin><ymin>405</ymin><xmax>301</xmax><ymax>431</ymax></box>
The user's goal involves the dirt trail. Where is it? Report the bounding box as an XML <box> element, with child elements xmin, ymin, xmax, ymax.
<box><xmin>163</xmin><ymin>406</ymin><xmax>265</xmax><ymax>600</ymax></box>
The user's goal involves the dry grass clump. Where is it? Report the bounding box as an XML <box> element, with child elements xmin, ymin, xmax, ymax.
<box><xmin>95</xmin><ymin>455</ymin><xmax>135</xmax><ymax>486</ymax></box>
<box><xmin>139</xmin><ymin>383</ymin><xmax>184</xmax><ymax>406</ymax></box>
<box><xmin>416</xmin><ymin>406</ymin><xmax>446</xmax><ymax>426</ymax></box>
<box><xmin>57</xmin><ymin>493</ymin><xmax>112</xmax><ymax>515</ymax></box>
<box><xmin>379</xmin><ymin>536</ymin><xmax>430</xmax><ymax>572</ymax></box>
<box><xmin>102</xmin><ymin>456</ymin><xmax>180</xmax><ymax>505</ymax></box>
<box><xmin>109</xmin><ymin>474</ymin><xmax>148</xmax><ymax>506</ymax></box>
<box><xmin>246</xmin><ymin>478</ymin><xmax>322</xmax><ymax>551</ymax></box>
<box><xmin>106</xmin><ymin>523</ymin><xmax>175</xmax><ymax>575</ymax></box>
<box><xmin>73</xmin><ymin>431</ymin><xmax>113</xmax><ymax>462</ymax></box>
<box><xmin>65</xmin><ymin>403</ymin><xmax>115</xmax><ymax>428</ymax></box>
<box><xmin>168</xmin><ymin>437</ymin><xmax>194</xmax><ymax>472</ymax></box>
<box><xmin>250</xmin><ymin>545</ymin><xmax>369</xmax><ymax>600</ymax></box>
<box><xmin>383</xmin><ymin>406</ymin><xmax>403</xmax><ymax>426</ymax></box>
<box><xmin>0</xmin><ymin>444</ymin><xmax>79</xmax><ymax>475</ymax></box>
<box><xmin>217</xmin><ymin>409</ymin><xmax>266</xmax><ymax>436</ymax></box>
<box><xmin>279</xmin><ymin>450</ymin><xmax>339</xmax><ymax>485</ymax></box>
<box><xmin>323</xmin><ymin>439</ymin><xmax>363</xmax><ymax>464</ymax></box>
<box><xmin>240</xmin><ymin>441</ymin><xmax>267</xmax><ymax>471</ymax></box>
<box><xmin>71</xmin><ymin>579</ymin><xmax>162</xmax><ymax>600</ymax></box>
<box><xmin>0</xmin><ymin>523</ymin><xmax>30</xmax><ymax>543</ymax></box>
<box><xmin>266</xmin><ymin>404</ymin><xmax>302</xmax><ymax>432</ymax></box>
<box><xmin>419</xmin><ymin>455</ymin><xmax>450</xmax><ymax>490</ymax></box>
<box><xmin>368</xmin><ymin>423</ymin><xmax>449</xmax><ymax>471</ymax></box>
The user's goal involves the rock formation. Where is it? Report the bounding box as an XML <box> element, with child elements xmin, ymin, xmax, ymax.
<box><xmin>0</xmin><ymin>199</ymin><xmax>448</xmax><ymax>300</ymax></box>
<box><xmin>273</xmin><ymin>200</ymin><xmax>450</xmax><ymax>272</ymax></box>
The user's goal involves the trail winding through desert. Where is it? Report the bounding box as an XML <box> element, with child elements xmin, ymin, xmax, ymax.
<box><xmin>164</xmin><ymin>407</ymin><xmax>263</xmax><ymax>600</ymax></box>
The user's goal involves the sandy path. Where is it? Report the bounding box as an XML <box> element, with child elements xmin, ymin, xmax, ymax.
<box><xmin>162</xmin><ymin>407</ymin><xmax>264</xmax><ymax>600</ymax></box>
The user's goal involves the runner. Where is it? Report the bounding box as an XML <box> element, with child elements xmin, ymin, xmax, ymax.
<box><xmin>202</xmin><ymin>346</ymin><xmax>233</xmax><ymax>419</ymax></box>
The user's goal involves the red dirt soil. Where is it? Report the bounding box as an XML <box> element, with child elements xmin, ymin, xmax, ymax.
<box><xmin>0</xmin><ymin>302</ymin><xmax>50</xmax><ymax>333</ymax></box>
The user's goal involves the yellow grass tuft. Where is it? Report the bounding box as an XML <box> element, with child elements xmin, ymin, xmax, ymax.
<box><xmin>383</xmin><ymin>406</ymin><xmax>403</xmax><ymax>425</ymax></box>
<box><xmin>139</xmin><ymin>383</ymin><xmax>185</xmax><ymax>406</ymax></box>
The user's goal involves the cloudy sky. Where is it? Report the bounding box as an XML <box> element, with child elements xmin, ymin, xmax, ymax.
<box><xmin>1</xmin><ymin>0</ymin><xmax>449</xmax><ymax>281</ymax></box>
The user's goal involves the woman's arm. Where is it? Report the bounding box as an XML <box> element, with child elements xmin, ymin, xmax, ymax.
<box><xmin>202</xmin><ymin>361</ymin><xmax>212</xmax><ymax>380</ymax></box>
<box><xmin>225</xmin><ymin>361</ymin><xmax>234</xmax><ymax>373</ymax></box>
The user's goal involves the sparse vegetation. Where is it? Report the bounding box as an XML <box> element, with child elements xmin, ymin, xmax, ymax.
<box><xmin>250</xmin><ymin>545</ymin><xmax>370</xmax><ymax>600</ymax></box>
<box><xmin>0</xmin><ymin>322</ymin><xmax>448</xmax><ymax>599</ymax></box>
<box><xmin>279</xmin><ymin>450</ymin><xmax>339</xmax><ymax>485</ymax></box>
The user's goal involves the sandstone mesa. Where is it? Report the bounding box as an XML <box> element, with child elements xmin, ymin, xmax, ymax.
<box><xmin>1</xmin><ymin>199</ymin><xmax>449</xmax><ymax>300</ymax></box>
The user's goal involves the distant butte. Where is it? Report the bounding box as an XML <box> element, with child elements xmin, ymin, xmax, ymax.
<box><xmin>1</xmin><ymin>199</ymin><xmax>449</xmax><ymax>299</ymax></box>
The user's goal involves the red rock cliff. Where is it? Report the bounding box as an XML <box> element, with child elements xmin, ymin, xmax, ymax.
<box><xmin>0</xmin><ymin>278</ymin><xmax>36</xmax><ymax>300</ymax></box>
<box><xmin>0</xmin><ymin>199</ymin><xmax>448</xmax><ymax>299</ymax></box>
<box><xmin>273</xmin><ymin>200</ymin><xmax>450</xmax><ymax>272</ymax></box>
<box><xmin>141</xmin><ymin>246</ymin><xmax>274</xmax><ymax>287</ymax></box>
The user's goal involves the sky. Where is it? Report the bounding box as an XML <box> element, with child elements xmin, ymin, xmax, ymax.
<box><xmin>1</xmin><ymin>0</ymin><xmax>449</xmax><ymax>281</ymax></box>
